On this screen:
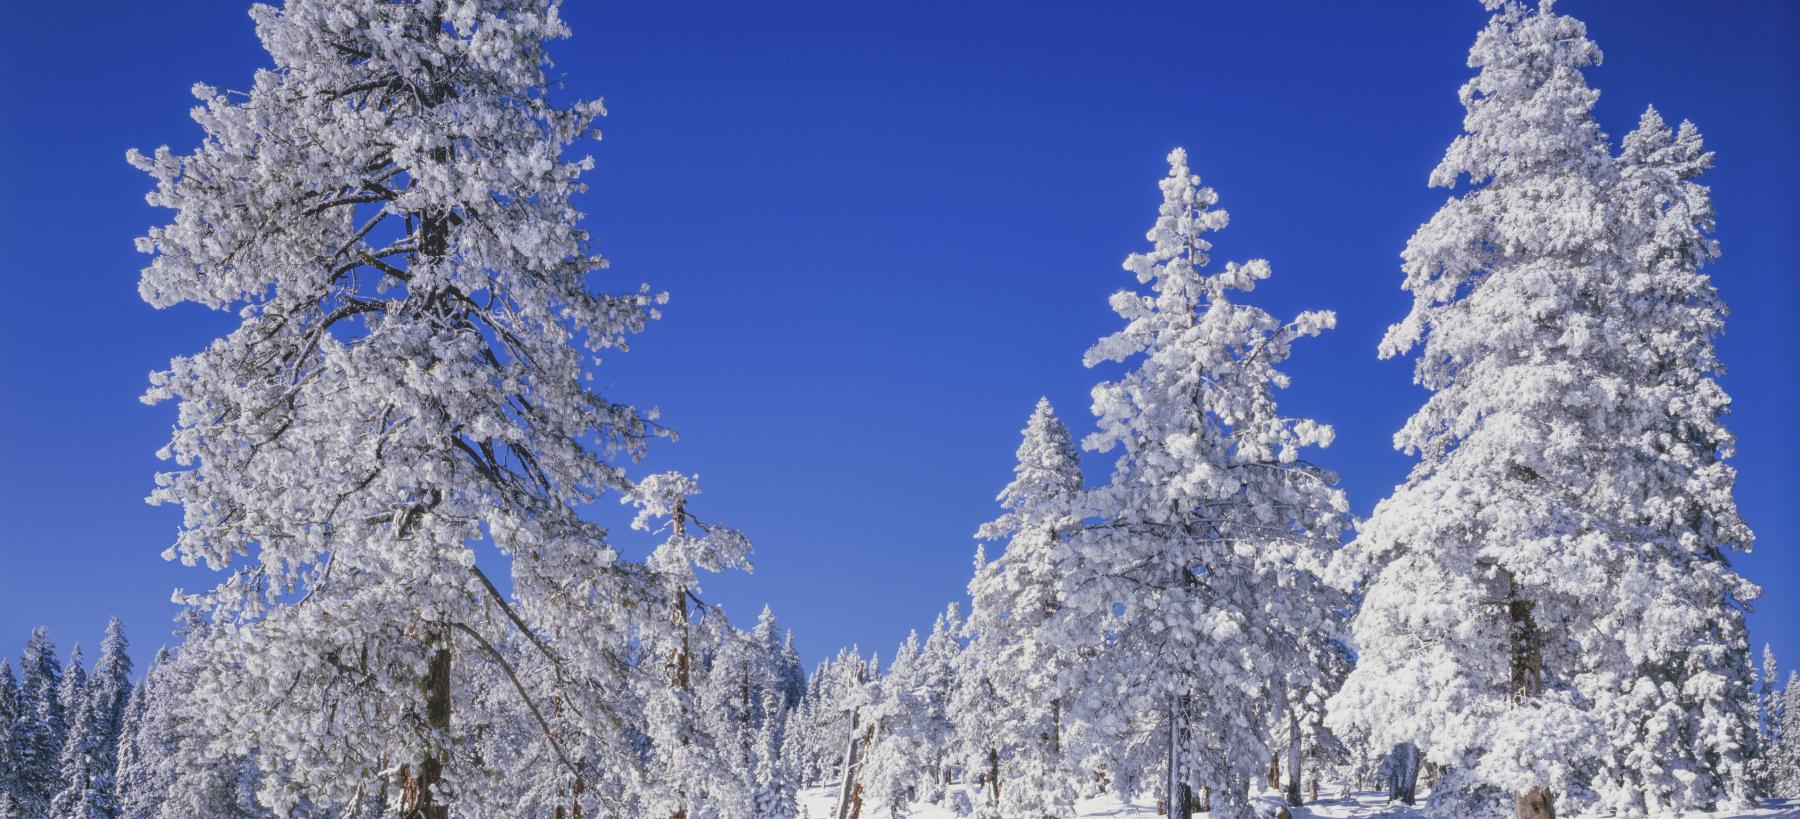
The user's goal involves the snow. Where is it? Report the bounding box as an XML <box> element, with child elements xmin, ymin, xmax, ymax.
<box><xmin>793</xmin><ymin>785</ymin><xmax>1800</xmax><ymax>819</ymax></box>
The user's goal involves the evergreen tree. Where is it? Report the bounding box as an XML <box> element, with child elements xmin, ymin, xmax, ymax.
<box><xmin>629</xmin><ymin>472</ymin><xmax>754</xmax><ymax>819</ymax></box>
<box><xmin>1058</xmin><ymin>148</ymin><xmax>1346</xmax><ymax>819</ymax></box>
<box><xmin>112</xmin><ymin>647</ymin><xmax>168</xmax><ymax>819</ymax></box>
<box><xmin>962</xmin><ymin>398</ymin><xmax>1084</xmax><ymax>818</ymax></box>
<box><xmin>112</xmin><ymin>619</ymin><xmax>272</xmax><ymax>819</ymax></box>
<box><xmin>49</xmin><ymin>646</ymin><xmax>90</xmax><ymax>818</ymax></box>
<box><xmin>1763</xmin><ymin>645</ymin><xmax>1782</xmax><ymax>747</ymax></box>
<box><xmin>1764</xmin><ymin>672</ymin><xmax>1800</xmax><ymax>797</ymax></box>
<box><xmin>51</xmin><ymin>618</ymin><xmax>132</xmax><ymax>819</ymax></box>
<box><xmin>0</xmin><ymin>659</ymin><xmax>20</xmax><ymax>818</ymax></box>
<box><xmin>751</xmin><ymin>689</ymin><xmax>796</xmax><ymax>819</ymax></box>
<box><xmin>1332</xmin><ymin>4</ymin><xmax>1758</xmax><ymax>817</ymax></box>
<box><xmin>12</xmin><ymin>628</ymin><xmax>65</xmax><ymax>817</ymax></box>
<box><xmin>127</xmin><ymin>0</ymin><xmax>743</xmax><ymax>812</ymax></box>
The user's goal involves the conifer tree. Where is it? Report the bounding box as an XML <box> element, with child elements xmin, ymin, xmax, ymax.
<box><xmin>127</xmin><ymin>0</ymin><xmax>732</xmax><ymax>812</ymax></box>
<box><xmin>1060</xmin><ymin>148</ymin><xmax>1346</xmax><ymax>819</ymax></box>
<box><xmin>112</xmin><ymin>647</ymin><xmax>168</xmax><ymax>819</ymax></box>
<box><xmin>963</xmin><ymin>398</ymin><xmax>1084</xmax><ymax>818</ymax></box>
<box><xmin>48</xmin><ymin>646</ymin><xmax>90</xmax><ymax>819</ymax></box>
<box><xmin>1331</xmin><ymin>4</ymin><xmax>1759</xmax><ymax>817</ymax></box>
<box><xmin>11</xmin><ymin>628</ymin><xmax>65</xmax><ymax>817</ymax></box>
<box><xmin>51</xmin><ymin>618</ymin><xmax>132</xmax><ymax>819</ymax></box>
<box><xmin>1764</xmin><ymin>672</ymin><xmax>1800</xmax><ymax>797</ymax></box>
<box><xmin>0</xmin><ymin>658</ymin><xmax>20</xmax><ymax>818</ymax></box>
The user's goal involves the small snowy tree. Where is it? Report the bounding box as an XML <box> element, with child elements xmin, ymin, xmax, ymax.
<box><xmin>10</xmin><ymin>628</ymin><xmax>65</xmax><ymax>817</ymax></box>
<box><xmin>1331</xmin><ymin>4</ymin><xmax>1759</xmax><ymax>818</ymax></box>
<box><xmin>0</xmin><ymin>658</ymin><xmax>19</xmax><ymax>817</ymax></box>
<box><xmin>113</xmin><ymin>617</ymin><xmax>273</xmax><ymax>819</ymax></box>
<box><xmin>1764</xmin><ymin>672</ymin><xmax>1800</xmax><ymax>797</ymax></box>
<box><xmin>50</xmin><ymin>619</ymin><xmax>132</xmax><ymax>819</ymax></box>
<box><xmin>962</xmin><ymin>398</ymin><xmax>1084</xmax><ymax>818</ymax></box>
<box><xmin>127</xmin><ymin>0</ymin><xmax>710</xmax><ymax>813</ymax></box>
<box><xmin>1058</xmin><ymin>148</ymin><xmax>1347</xmax><ymax>819</ymax></box>
<box><xmin>48</xmin><ymin>646</ymin><xmax>90</xmax><ymax>819</ymax></box>
<box><xmin>629</xmin><ymin>472</ymin><xmax>754</xmax><ymax>819</ymax></box>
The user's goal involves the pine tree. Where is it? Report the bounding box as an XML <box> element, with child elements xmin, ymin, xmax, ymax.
<box><xmin>126</xmin><ymin>0</ymin><xmax>737</xmax><ymax>812</ymax></box>
<box><xmin>48</xmin><ymin>645</ymin><xmax>90</xmax><ymax>818</ymax></box>
<box><xmin>11</xmin><ymin>628</ymin><xmax>65</xmax><ymax>817</ymax></box>
<box><xmin>629</xmin><ymin>472</ymin><xmax>754</xmax><ymax>819</ymax></box>
<box><xmin>1056</xmin><ymin>148</ymin><xmax>1346</xmax><ymax>819</ymax></box>
<box><xmin>962</xmin><ymin>398</ymin><xmax>1084</xmax><ymax>818</ymax></box>
<box><xmin>112</xmin><ymin>647</ymin><xmax>167</xmax><ymax>819</ymax></box>
<box><xmin>1763</xmin><ymin>645</ymin><xmax>1782</xmax><ymax>747</ymax></box>
<box><xmin>50</xmin><ymin>618</ymin><xmax>132</xmax><ymax>819</ymax></box>
<box><xmin>0</xmin><ymin>658</ymin><xmax>20</xmax><ymax>817</ymax></box>
<box><xmin>1765</xmin><ymin>672</ymin><xmax>1800</xmax><ymax>797</ymax></box>
<box><xmin>112</xmin><ymin>618</ymin><xmax>273</xmax><ymax>819</ymax></box>
<box><xmin>1331</xmin><ymin>4</ymin><xmax>1758</xmax><ymax>817</ymax></box>
<box><xmin>751</xmin><ymin>689</ymin><xmax>796</xmax><ymax>819</ymax></box>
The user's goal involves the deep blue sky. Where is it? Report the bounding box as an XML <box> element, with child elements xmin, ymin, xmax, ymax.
<box><xmin>0</xmin><ymin>1</ymin><xmax>1794</xmax><ymax>680</ymax></box>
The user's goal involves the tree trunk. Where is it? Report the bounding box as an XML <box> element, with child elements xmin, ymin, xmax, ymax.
<box><xmin>669</xmin><ymin>503</ymin><xmax>692</xmax><ymax>819</ymax></box>
<box><xmin>1285</xmin><ymin>711</ymin><xmax>1302</xmax><ymax>806</ymax></box>
<box><xmin>1508</xmin><ymin>574</ymin><xmax>1555</xmax><ymax>819</ymax></box>
<box><xmin>1166</xmin><ymin>694</ymin><xmax>1190</xmax><ymax>819</ymax></box>
<box><xmin>1267</xmin><ymin>753</ymin><xmax>1282</xmax><ymax>791</ymax></box>
<box><xmin>988</xmin><ymin>746</ymin><xmax>1001</xmax><ymax>806</ymax></box>
<box><xmin>832</xmin><ymin>712</ymin><xmax>866</xmax><ymax>819</ymax></box>
<box><xmin>402</xmin><ymin>644</ymin><xmax>452</xmax><ymax>819</ymax></box>
<box><xmin>1389</xmin><ymin>743</ymin><xmax>1418</xmax><ymax>806</ymax></box>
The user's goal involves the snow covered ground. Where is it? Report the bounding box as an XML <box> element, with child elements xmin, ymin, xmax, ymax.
<box><xmin>794</xmin><ymin>785</ymin><xmax>1800</xmax><ymax>818</ymax></box>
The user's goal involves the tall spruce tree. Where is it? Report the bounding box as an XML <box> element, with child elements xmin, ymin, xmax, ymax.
<box><xmin>1330</xmin><ymin>4</ymin><xmax>1758</xmax><ymax>817</ymax></box>
<box><xmin>1059</xmin><ymin>148</ymin><xmax>1347</xmax><ymax>819</ymax></box>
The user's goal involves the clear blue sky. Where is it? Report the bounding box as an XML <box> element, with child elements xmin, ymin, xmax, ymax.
<box><xmin>0</xmin><ymin>1</ymin><xmax>1794</xmax><ymax>678</ymax></box>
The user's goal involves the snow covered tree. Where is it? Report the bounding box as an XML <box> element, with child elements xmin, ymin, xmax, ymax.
<box><xmin>1762</xmin><ymin>645</ymin><xmax>1782</xmax><ymax>748</ymax></box>
<box><xmin>1058</xmin><ymin>148</ymin><xmax>1347</xmax><ymax>819</ymax></box>
<box><xmin>629</xmin><ymin>472</ymin><xmax>755</xmax><ymax>819</ymax></box>
<box><xmin>0</xmin><ymin>658</ymin><xmax>19</xmax><ymax>818</ymax></box>
<box><xmin>1331</xmin><ymin>4</ymin><xmax>1759</xmax><ymax>817</ymax></box>
<box><xmin>10</xmin><ymin>628</ymin><xmax>65</xmax><ymax>817</ymax></box>
<box><xmin>112</xmin><ymin>648</ymin><xmax>169</xmax><ymax>819</ymax></box>
<box><xmin>751</xmin><ymin>688</ymin><xmax>796</xmax><ymax>819</ymax></box>
<box><xmin>48</xmin><ymin>646</ymin><xmax>90</xmax><ymax>818</ymax></box>
<box><xmin>113</xmin><ymin>616</ymin><xmax>274</xmax><ymax>819</ymax></box>
<box><xmin>860</xmin><ymin>629</ymin><xmax>925</xmax><ymax>816</ymax></box>
<box><xmin>1763</xmin><ymin>672</ymin><xmax>1800</xmax><ymax>797</ymax></box>
<box><xmin>858</xmin><ymin>607</ymin><xmax>959</xmax><ymax>815</ymax></box>
<box><xmin>126</xmin><ymin>0</ymin><xmax>734</xmax><ymax>813</ymax></box>
<box><xmin>50</xmin><ymin>619</ymin><xmax>133</xmax><ymax>819</ymax></box>
<box><xmin>961</xmin><ymin>398</ymin><xmax>1084</xmax><ymax>818</ymax></box>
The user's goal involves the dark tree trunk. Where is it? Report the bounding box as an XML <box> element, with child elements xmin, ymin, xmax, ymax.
<box><xmin>1509</xmin><ymin>578</ymin><xmax>1556</xmax><ymax>819</ymax></box>
<box><xmin>402</xmin><ymin>645</ymin><xmax>452</xmax><ymax>819</ymax></box>
<box><xmin>1389</xmin><ymin>743</ymin><xmax>1418</xmax><ymax>806</ymax></box>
